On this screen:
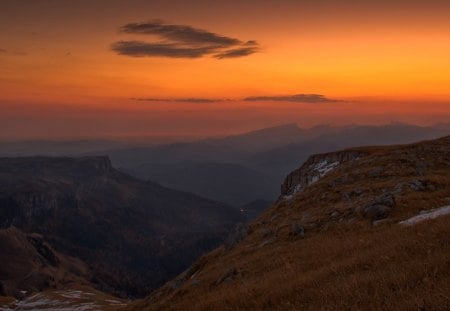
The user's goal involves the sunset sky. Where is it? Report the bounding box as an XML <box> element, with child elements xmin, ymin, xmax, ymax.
<box><xmin>1</xmin><ymin>0</ymin><xmax>450</xmax><ymax>139</ymax></box>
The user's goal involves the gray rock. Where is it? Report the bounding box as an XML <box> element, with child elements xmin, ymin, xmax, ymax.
<box><xmin>393</xmin><ymin>183</ymin><xmax>404</xmax><ymax>194</ymax></box>
<box><xmin>369</xmin><ymin>166</ymin><xmax>384</xmax><ymax>177</ymax></box>
<box><xmin>353</xmin><ymin>187</ymin><xmax>364</xmax><ymax>196</ymax></box>
<box><xmin>291</xmin><ymin>222</ymin><xmax>305</xmax><ymax>238</ymax></box>
<box><xmin>410</xmin><ymin>179</ymin><xmax>426</xmax><ymax>191</ymax></box>
<box><xmin>372</xmin><ymin>219</ymin><xmax>389</xmax><ymax>226</ymax></box>
<box><xmin>409</xmin><ymin>179</ymin><xmax>436</xmax><ymax>192</ymax></box>
<box><xmin>259</xmin><ymin>236</ymin><xmax>277</xmax><ymax>247</ymax></box>
<box><xmin>216</xmin><ymin>267</ymin><xmax>237</xmax><ymax>285</ymax></box>
<box><xmin>363</xmin><ymin>193</ymin><xmax>396</xmax><ymax>220</ymax></box>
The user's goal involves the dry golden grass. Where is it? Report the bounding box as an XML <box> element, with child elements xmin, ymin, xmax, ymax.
<box><xmin>126</xmin><ymin>136</ymin><xmax>450</xmax><ymax>311</ymax></box>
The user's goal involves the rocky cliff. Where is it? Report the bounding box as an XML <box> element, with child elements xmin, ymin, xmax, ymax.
<box><xmin>280</xmin><ymin>149</ymin><xmax>366</xmax><ymax>198</ymax></box>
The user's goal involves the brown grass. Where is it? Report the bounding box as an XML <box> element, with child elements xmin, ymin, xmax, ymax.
<box><xmin>125</xmin><ymin>136</ymin><xmax>450</xmax><ymax>311</ymax></box>
<box><xmin>126</xmin><ymin>216</ymin><xmax>450</xmax><ymax>311</ymax></box>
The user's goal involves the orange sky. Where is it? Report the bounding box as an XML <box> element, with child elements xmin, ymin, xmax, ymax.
<box><xmin>1</xmin><ymin>0</ymin><xmax>450</xmax><ymax>139</ymax></box>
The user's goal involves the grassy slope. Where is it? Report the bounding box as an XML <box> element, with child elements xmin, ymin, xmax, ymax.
<box><xmin>126</xmin><ymin>136</ymin><xmax>450</xmax><ymax>310</ymax></box>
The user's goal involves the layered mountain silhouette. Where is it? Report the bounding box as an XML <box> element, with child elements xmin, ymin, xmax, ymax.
<box><xmin>0</xmin><ymin>156</ymin><xmax>244</xmax><ymax>298</ymax></box>
<box><xmin>2</xmin><ymin>123</ymin><xmax>447</xmax><ymax>207</ymax></box>
<box><xmin>126</xmin><ymin>136</ymin><xmax>450</xmax><ymax>310</ymax></box>
<box><xmin>93</xmin><ymin>123</ymin><xmax>448</xmax><ymax>205</ymax></box>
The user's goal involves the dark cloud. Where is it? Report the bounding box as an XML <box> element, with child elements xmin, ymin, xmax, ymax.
<box><xmin>121</xmin><ymin>21</ymin><xmax>240</xmax><ymax>48</ymax></box>
<box><xmin>244</xmin><ymin>94</ymin><xmax>340</xmax><ymax>103</ymax></box>
<box><xmin>132</xmin><ymin>97</ymin><xmax>226</xmax><ymax>103</ymax></box>
<box><xmin>112</xmin><ymin>20</ymin><xmax>260</xmax><ymax>59</ymax></box>
<box><xmin>112</xmin><ymin>41</ymin><xmax>216</xmax><ymax>58</ymax></box>
<box><xmin>0</xmin><ymin>49</ymin><xmax>7</xmax><ymax>53</ymax></box>
<box><xmin>132</xmin><ymin>94</ymin><xmax>340</xmax><ymax>104</ymax></box>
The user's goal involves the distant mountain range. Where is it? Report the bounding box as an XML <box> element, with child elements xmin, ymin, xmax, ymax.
<box><xmin>1</xmin><ymin>123</ymin><xmax>448</xmax><ymax>206</ymax></box>
<box><xmin>0</xmin><ymin>156</ymin><xmax>244</xmax><ymax>298</ymax></box>
<box><xmin>90</xmin><ymin>123</ymin><xmax>449</xmax><ymax>205</ymax></box>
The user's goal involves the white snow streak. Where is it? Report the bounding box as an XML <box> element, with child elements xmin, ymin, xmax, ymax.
<box><xmin>399</xmin><ymin>205</ymin><xmax>450</xmax><ymax>226</ymax></box>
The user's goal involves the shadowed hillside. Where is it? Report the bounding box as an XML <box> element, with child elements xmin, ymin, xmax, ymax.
<box><xmin>0</xmin><ymin>156</ymin><xmax>244</xmax><ymax>298</ymax></box>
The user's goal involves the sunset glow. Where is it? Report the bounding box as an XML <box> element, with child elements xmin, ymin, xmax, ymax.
<box><xmin>1</xmin><ymin>0</ymin><xmax>450</xmax><ymax>139</ymax></box>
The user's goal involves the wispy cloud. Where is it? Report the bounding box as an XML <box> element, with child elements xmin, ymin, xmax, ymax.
<box><xmin>132</xmin><ymin>97</ymin><xmax>227</xmax><ymax>103</ymax></box>
<box><xmin>132</xmin><ymin>93</ymin><xmax>342</xmax><ymax>104</ymax></box>
<box><xmin>244</xmin><ymin>94</ymin><xmax>340</xmax><ymax>103</ymax></box>
<box><xmin>214</xmin><ymin>44</ymin><xmax>260</xmax><ymax>59</ymax></box>
<box><xmin>0</xmin><ymin>48</ymin><xmax>28</xmax><ymax>56</ymax></box>
<box><xmin>112</xmin><ymin>20</ymin><xmax>260</xmax><ymax>59</ymax></box>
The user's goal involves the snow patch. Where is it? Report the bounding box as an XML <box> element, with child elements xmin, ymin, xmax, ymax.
<box><xmin>314</xmin><ymin>160</ymin><xmax>340</xmax><ymax>176</ymax></box>
<box><xmin>309</xmin><ymin>160</ymin><xmax>340</xmax><ymax>185</ymax></box>
<box><xmin>399</xmin><ymin>205</ymin><xmax>450</xmax><ymax>226</ymax></box>
<box><xmin>283</xmin><ymin>159</ymin><xmax>341</xmax><ymax>200</ymax></box>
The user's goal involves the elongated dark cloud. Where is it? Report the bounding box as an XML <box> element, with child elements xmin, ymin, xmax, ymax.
<box><xmin>0</xmin><ymin>49</ymin><xmax>6</xmax><ymax>53</ymax></box>
<box><xmin>112</xmin><ymin>20</ymin><xmax>260</xmax><ymax>59</ymax></box>
<box><xmin>132</xmin><ymin>93</ymin><xmax>341</xmax><ymax>104</ymax></box>
<box><xmin>112</xmin><ymin>41</ymin><xmax>216</xmax><ymax>58</ymax></box>
<box><xmin>121</xmin><ymin>21</ymin><xmax>240</xmax><ymax>47</ymax></box>
<box><xmin>132</xmin><ymin>97</ymin><xmax>226</xmax><ymax>103</ymax></box>
<box><xmin>244</xmin><ymin>94</ymin><xmax>340</xmax><ymax>103</ymax></box>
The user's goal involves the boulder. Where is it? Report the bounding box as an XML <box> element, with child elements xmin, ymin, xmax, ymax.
<box><xmin>363</xmin><ymin>193</ymin><xmax>396</xmax><ymax>220</ymax></box>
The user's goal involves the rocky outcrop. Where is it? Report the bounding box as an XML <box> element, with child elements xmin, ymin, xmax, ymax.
<box><xmin>362</xmin><ymin>192</ymin><xmax>396</xmax><ymax>220</ymax></box>
<box><xmin>281</xmin><ymin>150</ymin><xmax>366</xmax><ymax>198</ymax></box>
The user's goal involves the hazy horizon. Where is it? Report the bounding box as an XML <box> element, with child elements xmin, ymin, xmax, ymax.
<box><xmin>2</xmin><ymin>0</ymin><xmax>450</xmax><ymax>140</ymax></box>
<box><xmin>0</xmin><ymin>119</ymin><xmax>449</xmax><ymax>142</ymax></box>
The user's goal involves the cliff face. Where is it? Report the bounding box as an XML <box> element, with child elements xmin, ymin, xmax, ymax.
<box><xmin>280</xmin><ymin>150</ymin><xmax>366</xmax><ymax>198</ymax></box>
<box><xmin>0</xmin><ymin>156</ymin><xmax>244</xmax><ymax>298</ymax></box>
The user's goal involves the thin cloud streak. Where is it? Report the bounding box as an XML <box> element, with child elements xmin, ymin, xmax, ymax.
<box><xmin>132</xmin><ymin>94</ymin><xmax>342</xmax><ymax>103</ymax></box>
<box><xmin>244</xmin><ymin>94</ymin><xmax>341</xmax><ymax>103</ymax></box>
<box><xmin>132</xmin><ymin>97</ymin><xmax>228</xmax><ymax>103</ymax></box>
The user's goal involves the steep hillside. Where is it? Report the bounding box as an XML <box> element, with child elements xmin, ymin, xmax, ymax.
<box><xmin>0</xmin><ymin>156</ymin><xmax>244</xmax><ymax>298</ymax></box>
<box><xmin>127</xmin><ymin>136</ymin><xmax>450</xmax><ymax>310</ymax></box>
